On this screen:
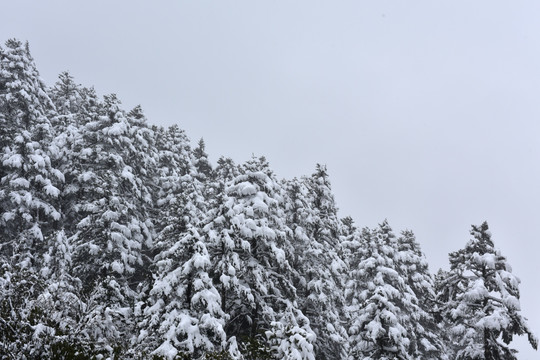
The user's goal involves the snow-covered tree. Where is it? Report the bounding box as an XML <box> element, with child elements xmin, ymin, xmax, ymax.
<box><xmin>0</xmin><ymin>39</ymin><xmax>64</xmax><ymax>358</ymax></box>
<box><xmin>35</xmin><ymin>229</ymin><xmax>86</xmax><ymax>356</ymax></box>
<box><xmin>438</xmin><ymin>222</ymin><xmax>537</xmax><ymax>359</ymax></box>
<box><xmin>152</xmin><ymin>124</ymin><xmax>196</xmax><ymax>234</ymax></box>
<box><xmin>346</xmin><ymin>221</ymin><xmax>418</xmax><ymax>360</ymax></box>
<box><xmin>300</xmin><ymin>164</ymin><xmax>348</xmax><ymax>359</ymax></box>
<box><xmin>48</xmin><ymin>71</ymin><xmax>84</xmax><ymax>133</ymax></box>
<box><xmin>339</xmin><ymin>216</ymin><xmax>357</xmax><ymax>262</ymax></box>
<box><xmin>266</xmin><ymin>301</ymin><xmax>317</xmax><ymax>360</ymax></box>
<box><xmin>0</xmin><ymin>38</ymin><xmax>62</xmax><ymax>257</ymax></box>
<box><xmin>282</xmin><ymin>177</ymin><xmax>312</xmax><ymax>294</ymax></box>
<box><xmin>70</xmin><ymin>94</ymin><xmax>151</xmax><ymax>281</ymax></box>
<box><xmin>137</xmin><ymin>125</ymin><xmax>233</xmax><ymax>357</ymax></box>
<box><xmin>396</xmin><ymin>230</ymin><xmax>448</xmax><ymax>359</ymax></box>
<box><xmin>140</xmin><ymin>225</ymin><xmax>231</xmax><ymax>359</ymax></box>
<box><xmin>126</xmin><ymin>105</ymin><xmax>156</xmax><ymax>188</ymax></box>
<box><xmin>64</xmin><ymin>93</ymin><xmax>153</xmax><ymax>356</ymax></box>
<box><xmin>215</xmin><ymin>156</ymin><xmax>240</xmax><ymax>183</ymax></box>
<box><xmin>211</xmin><ymin>156</ymin><xmax>240</xmax><ymax>206</ymax></box>
<box><xmin>54</xmin><ymin>80</ymin><xmax>103</xmax><ymax>237</ymax></box>
<box><xmin>205</xmin><ymin>156</ymin><xmax>307</xmax><ymax>356</ymax></box>
<box><xmin>193</xmin><ymin>138</ymin><xmax>213</xmax><ymax>183</ymax></box>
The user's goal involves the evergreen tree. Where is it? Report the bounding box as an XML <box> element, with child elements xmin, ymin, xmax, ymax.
<box><xmin>211</xmin><ymin>156</ymin><xmax>240</xmax><ymax>208</ymax></box>
<box><xmin>282</xmin><ymin>177</ymin><xmax>313</xmax><ymax>297</ymax></box>
<box><xmin>0</xmin><ymin>39</ymin><xmax>64</xmax><ymax>358</ymax></box>
<box><xmin>302</xmin><ymin>164</ymin><xmax>348</xmax><ymax>359</ymax></box>
<box><xmin>66</xmin><ymin>94</ymin><xmax>152</xmax><ymax>356</ymax></box>
<box><xmin>36</xmin><ymin>229</ymin><xmax>86</xmax><ymax>357</ymax></box>
<box><xmin>70</xmin><ymin>94</ymin><xmax>150</xmax><ymax>281</ymax></box>
<box><xmin>215</xmin><ymin>156</ymin><xmax>240</xmax><ymax>184</ymax></box>
<box><xmin>49</xmin><ymin>71</ymin><xmax>83</xmax><ymax>132</ymax></box>
<box><xmin>396</xmin><ymin>230</ymin><xmax>448</xmax><ymax>359</ymax></box>
<box><xmin>193</xmin><ymin>138</ymin><xmax>213</xmax><ymax>182</ymax></box>
<box><xmin>56</xmin><ymin>82</ymin><xmax>103</xmax><ymax>237</ymax></box>
<box><xmin>438</xmin><ymin>222</ymin><xmax>537</xmax><ymax>359</ymax></box>
<box><xmin>140</xmin><ymin>225</ymin><xmax>230</xmax><ymax>359</ymax></box>
<box><xmin>266</xmin><ymin>302</ymin><xmax>317</xmax><ymax>360</ymax></box>
<box><xmin>152</xmin><ymin>124</ymin><xmax>196</xmax><ymax>234</ymax></box>
<box><xmin>339</xmin><ymin>216</ymin><xmax>357</xmax><ymax>262</ymax></box>
<box><xmin>138</xmin><ymin>128</ymin><xmax>233</xmax><ymax>357</ymax></box>
<box><xmin>433</xmin><ymin>268</ymin><xmax>456</xmax><ymax>358</ymax></box>
<box><xmin>204</xmin><ymin>156</ymin><xmax>311</xmax><ymax>356</ymax></box>
<box><xmin>0</xmin><ymin>38</ymin><xmax>62</xmax><ymax>254</ymax></box>
<box><xmin>125</xmin><ymin>105</ymin><xmax>157</xmax><ymax>284</ymax></box>
<box><xmin>346</xmin><ymin>221</ymin><xmax>418</xmax><ymax>360</ymax></box>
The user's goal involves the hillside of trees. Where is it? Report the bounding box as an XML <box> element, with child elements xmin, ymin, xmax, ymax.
<box><xmin>0</xmin><ymin>39</ymin><xmax>537</xmax><ymax>359</ymax></box>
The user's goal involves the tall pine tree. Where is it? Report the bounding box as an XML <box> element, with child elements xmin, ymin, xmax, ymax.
<box><xmin>346</xmin><ymin>221</ymin><xmax>419</xmax><ymax>360</ymax></box>
<box><xmin>396</xmin><ymin>230</ymin><xmax>448</xmax><ymax>359</ymax></box>
<box><xmin>438</xmin><ymin>222</ymin><xmax>537</xmax><ymax>359</ymax></box>
<box><xmin>0</xmin><ymin>39</ymin><xmax>64</xmax><ymax>358</ymax></box>
<box><xmin>301</xmin><ymin>164</ymin><xmax>348</xmax><ymax>359</ymax></box>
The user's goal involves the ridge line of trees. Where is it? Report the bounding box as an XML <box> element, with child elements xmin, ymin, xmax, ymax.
<box><xmin>0</xmin><ymin>39</ymin><xmax>537</xmax><ymax>359</ymax></box>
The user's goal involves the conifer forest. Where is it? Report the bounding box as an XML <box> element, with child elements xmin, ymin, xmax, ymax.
<box><xmin>1</xmin><ymin>39</ymin><xmax>538</xmax><ymax>359</ymax></box>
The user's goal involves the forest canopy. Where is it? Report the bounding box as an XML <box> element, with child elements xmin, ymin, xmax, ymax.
<box><xmin>0</xmin><ymin>39</ymin><xmax>537</xmax><ymax>359</ymax></box>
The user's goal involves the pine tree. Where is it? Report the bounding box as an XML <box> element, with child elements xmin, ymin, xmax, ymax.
<box><xmin>215</xmin><ymin>156</ymin><xmax>240</xmax><ymax>184</ymax></box>
<box><xmin>396</xmin><ymin>230</ymin><xmax>448</xmax><ymax>359</ymax></box>
<box><xmin>56</xmin><ymin>81</ymin><xmax>103</xmax><ymax>237</ymax></box>
<box><xmin>282</xmin><ymin>177</ymin><xmax>313</xmax><ymax>297</ymax></box>
<box><xmin>193</xmin><ymin>138</ymin><xmax>213</xmax><ymax>182</ymax></box>
<box><xmin>137</xmin><ymin>127</ymin><xmax>233</xmax><ymax>357</ymax></box>
<box><xmin>346</xmin><ymin>221</ymin><xmax>418</xmax><ymax>360</ymax></box>
<box><xmin>438</xmin><ymin>222</ymin><xmax>537</xmax><ymax>359</ymax></box>
<box><xmin>204</xmin><ymin>156</ymin><xmax>308</xmax><ymax>356</ymax></box>
<box><xmin>0</xmin><ymin>38</ymin><xmax>62</xmax><ymax>254</ymax></box>
<box><xmin>49</xmin><ymin>71</ymin><xmax>84</xmax><ymax>132</ymax></box>
<box><xmin>0</xmin><ymin>39</ymin><xmax>64</xmax><ymax>358</ymax></box>
<box><xmin>36</xmin><ymin>229</ymin><xmax>86</xmax><ymax>356</ymax></box>
<box><xmin>65</xmin><ymin>93</ymin><xmax>152</xmax><ymax>356</ymax></box>
<box><xmin>211</xmin><ymin>156</ymin><xmax>240</xmax><ymax>207</ymax></box>
<box><xmin>202</xmin><ymin>167</ymin><xmax>242</xmax><ymax>330</ymax></box>
<box><xmin>140</xmin><ymin>225</ymin><xmax>230</xmax><ymax>359</ymax></box>
<box><xmin>125</xmin><ymin>105</ymin><xmax>156</xmax><ymax>284</ymax></box>
<box><xmin>152</xmin><ymin>124</ymin><xmax>196</xmax><ymax>234</ymax></box>
<box><xmin>301</xmin><ymin>164</ymin><xmax>348</xmax><ymax>359</ymax></box>
<box><xmin>339</xmin><ymin>216</ymin><xmax>357</xmax><ymax>262</ymax></box>
<box><xmin>126</xmin><ymin>106</ymin><xmax>157</xmax><ymax>189</ymax></box>
<box><xmin>266</xmin><ymin>301</ymin><xmax>317</xmax><ymax>360</ymax></box>
<box><xmin>70</xmin><ymin>94</ymin><xmax>150</xmax><ymax>280</ymax></box>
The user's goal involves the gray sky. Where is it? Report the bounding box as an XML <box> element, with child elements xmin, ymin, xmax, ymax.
<box><xmin>3</xmin><ymin>1</ymin><xmax>539</xmax><ymax>356</ymax></box>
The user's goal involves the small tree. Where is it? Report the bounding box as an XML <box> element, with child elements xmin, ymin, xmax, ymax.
<box><xmin>193</xmin><ymin>138</ymin><xmax>213</xmax><ymax>183</ymax></box>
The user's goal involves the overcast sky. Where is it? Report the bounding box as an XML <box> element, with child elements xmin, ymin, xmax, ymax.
<box><xmin>2</xmin><ymin>1</ymin><xmax>539</xmax><ymax>356</ymax></box>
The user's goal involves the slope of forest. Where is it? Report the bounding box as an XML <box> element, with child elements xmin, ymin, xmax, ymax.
<box><xmin>0</xmin><ymin>39</ymin><xmax>537</xmax><ymax>359</ymax></box>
